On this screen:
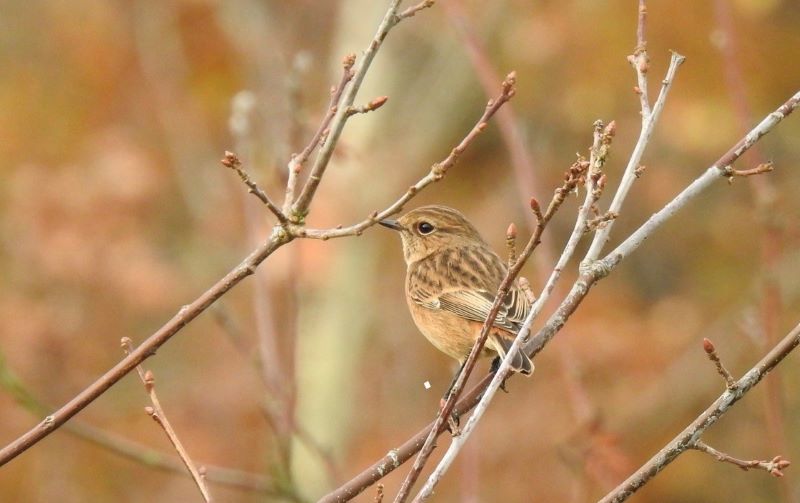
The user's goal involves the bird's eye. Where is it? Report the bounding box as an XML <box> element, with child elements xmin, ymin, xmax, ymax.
<box><xmin>417</xmin><ymin>221</ymin><xmax>435</xmax><ymax>235</ymax></box>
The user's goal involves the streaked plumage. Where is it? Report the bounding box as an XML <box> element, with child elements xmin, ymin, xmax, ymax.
<box><xmin>381</xmin><ymin>205</ymin><xmax>534</xmax><ymax>375</ymax></box>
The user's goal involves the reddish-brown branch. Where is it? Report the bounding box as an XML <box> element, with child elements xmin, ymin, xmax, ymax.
<box><xmin>122</xmin><ymin>338</ymin><xmax>212</xmax><ymax>502</ymax></box>
<box><xmin>296</xmin><ymin>72</ymin><xmax>518</xmax><ymax>240</ymax></box>
<box><xmin>692</xmin><ymin>441</ymin><xmax>790</xmax><ymax>477</ymax></box>
<box><xmin>599</xmin><ymin>323</ymin><xmax>800</xmax><ymax>503</ymax></box>
<box><xmin>0</xmin><ymin>233</ymin><xmax>291</xmax><ymax>467</ymax></box>
<box><xmin>284</xmin><ymin>54</ymin><xmax>355</xmax><ymax>215</ymax></box>
<box><xmin>221</xmin><ymin>151</ymin><xmax>288</xmax><ymax>225</ymax></box>
<box><xmin>702</xmin><ymin>338</ymin><xmax>737</xmax><ymax>390</ymax></box>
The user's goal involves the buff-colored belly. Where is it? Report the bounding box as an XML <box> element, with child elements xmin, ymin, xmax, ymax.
<box><xmin>409</xmin><ymin>303</ymin><xmax>498</xmax><ymax>362</ymax></box>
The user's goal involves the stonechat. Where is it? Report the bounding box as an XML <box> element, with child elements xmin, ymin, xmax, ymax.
<box><xmin>381</xmin><ymin>205</ymin><xmax>533</xmax><ymax>392</ymax></box>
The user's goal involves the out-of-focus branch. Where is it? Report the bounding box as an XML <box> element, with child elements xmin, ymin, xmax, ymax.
<box><xmin>599</xmin><ymin>325</ymin><xmax>800</xmax><ymax>503</ymax></box>
<box><xmin>713</xmin><ymin>2</ymin><xmax>791</xmax><ymax>500</ymax></box>
<box><xmin>122</xmin><ymin>338</ymin><xmax>212</xmax><ymax>503</ymax></box>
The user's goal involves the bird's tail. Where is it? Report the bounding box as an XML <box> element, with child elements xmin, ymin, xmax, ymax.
<box><xmin>489</xmin><ymin>334</ymin><xmax>534</xmax><ymax>375</ymax></box>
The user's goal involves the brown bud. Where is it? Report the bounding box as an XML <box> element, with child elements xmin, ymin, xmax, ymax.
<box><xmin>506</xmin><ymin>223</ymin><xmax>517</xmax><ymax>239</ymax></box>
<box><xmin>144</xmin><ymin>406</ymin><xmax>155</xmax><ymax>416</ymax></box>
<box><xmin>342</xmin><ymin>53</ymin><xmax>356</xmax><ymax>68</ymax></box>
<box><xmin>702</xmin><ymin>338</ymin><xmax>715</xmax><ymax>354</ymax></box>
<box><xmin>529</xmin><ymin>197</ymin><xmax>541</xmax><ymax>214</ymax></box>
<box><xmin>604</xmin><ymin>120</ymin><xmax>617</xmax><ymax>137</ymax></box>
<box><xmin>369</xmin><ymin>96</ymin><xmax>389</xmax><ymax>110</ymax></box>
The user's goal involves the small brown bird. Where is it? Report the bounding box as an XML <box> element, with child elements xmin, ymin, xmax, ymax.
<box><xmin>381</xmin><ymin>205</ymin><xmax>533</xmax><ymax>393</ymax></box>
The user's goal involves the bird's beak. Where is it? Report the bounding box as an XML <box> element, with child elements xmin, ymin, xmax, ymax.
<box><xmin>379</xmin><ymin>218</ymin><xmax>403</xmax><ymax>231</ymax></box>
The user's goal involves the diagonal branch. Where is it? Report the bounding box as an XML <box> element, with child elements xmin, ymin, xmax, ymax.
<box><xmin>0</xmin><ymin>231</ymin><xmax>291</xmax><ymax>467</ymax></box>
<box><xmin>599</xmin><ymin>322</ymin><xmax>800</xmax><ymax>503</ymax></box>
<box><xmin>122</xmin><ymin>338</ymin><xmax>212</xmax><ymax>503</ymax></box>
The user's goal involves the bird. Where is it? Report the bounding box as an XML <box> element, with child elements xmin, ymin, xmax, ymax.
<box><xmin>380</xmin><ymin>205</ymin><xmax>534</xmax><ymax>399</ymax></box>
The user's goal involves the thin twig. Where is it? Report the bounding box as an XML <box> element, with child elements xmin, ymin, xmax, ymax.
<box><xmin>632</xmin><ymin>0</ymin><xmax>651</xmax><ymax>117</ymax></box>
<box><xmin>284</xmin><ymin>54</ymin><xmax>356</xmax><ymax>215</ymax></box>
<box><xmin>702</xmin><ymin>338</ymin><xmax>737</xmax><ymax>390</ymax></box>
<box><xmin>291</xmin><ymin>0</ymin><xmax>427</xmax><ymax>220</ymax></box>
<box><xmin>295</xmin><ymin>72</ymin><xmax>517</xmax><ymax>240</ymax></box>
<box><xmin>346</xmin><ymin>96</ymin><xmax>389</xmax><ymax>117</ymax></box>
<box><xmin>397</xmin><ymin>0</ymin><xmax>435</xmax><ymax>20</ymax></box>
<box><xmin>0</xmin><ymin>349</ymin><xmax>283</xmax><ymax>495</ymax></box>
<box><xmin>584</xmin><ymin>51</ymin><xmax>684</xmax><ymax>261</ymax></box>
<box><xmin>599</xmin><ymin>323</ymin><xmax>800</xmax><ymax>503</ymax></box>
<box><xmin>221</xmin><ymin>151</ymin><xmax>289</xmax><ymax>225</ymax></box>
<box><xmin>692</xmin><ymin>441</ymin><xmax>790</xmax><ymax>477</ymax></box>
<box><xmin>722</xmin><ymin>161</ymin><xmax>774</xmax><ymax>181</ymax></box>
<box><xmin>121</xmin><ymin>338</ymin><xmax>212</xmax><ymax>503</ymax></box>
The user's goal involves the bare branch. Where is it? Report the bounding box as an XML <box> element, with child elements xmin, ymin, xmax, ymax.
<box><xmin>397</xmin><ymin>0</ymin><xmax>435</xmax><ymax>20</ymax></box>
<box><xmin>295</xmin><ymin>73</ymin><xmax>517</xmax><ymax>240</ymax></box>
<box><xmin>291</xmin><ymin>0</ymin><xmax>423</xmax><ymax>220</ymax></box>
<box><xmin>221</xmin><ymin>151</ymin><xmax>289</xmax><ymax>225</ymax></box>
<box><xmin>722</xmin><ymin>161</ymin><xmax>774</xmax><ymax>182</ymax></box>
<box><xmin>584</xmin><ymin>51</ymin><xmax>684</xmax><ymax>260</ymax></box>
<box><xmin>599</xmin><ymin>322</ymin><xmax>800</xmax><ymax>503</ymax></box>
<box><xmin>0</xmin><ymin>348</ymin><xmax>290</xmax><ymax>495</ymax></box>
<box><xmin>412</xmin><ymin>122</ymin><xmax>617</xmax><ymax>500</ymax></box>
<box><xmin>283</xmin><ymin>54</ymin><xmax>355</xmax><ymax>214</ymax></box>
<box><xmin>692</xmin><ymin>441</ymin><xmax>790</xmax><ymax>477</ymax></box>
<box><xmin>0</xmin><ymin>231</ymin><xmax>291</xmax><ymax>467</ymax></box>
<box><xmin>702</xmin><ymin>338</ymin><xmax>737</xmax><ymax>390</ymax></box>
<box><xmin>122</xmin><ymin>338</ymin><xmax>212</xmax><ymax>503</ymax></box>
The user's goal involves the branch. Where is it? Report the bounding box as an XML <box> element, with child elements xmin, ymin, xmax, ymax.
<box><xmin>599</xmin><ymin>322</ymin><xmax>800</xmax><ymax>503</ymax></box>
<box><xmin>0</xmin><ymin>232</ymin><xmax>291</xmax><ymax>467</ymax></box>
<box><xmin>322</xmin><ymin>88</ymin><xmax>800</xmax><ymax>502</ymax></box>
<box><xmin>692</xmin><ymin>441</ymin><xmax>790</xmax><ymax>477</ymax></box>
<box><xmin>702</xmin><ymin>338</ymin><xmax>737</xmax><ymax>390</ymax></box>
<box><xmin>221</xmin><ymin>151</ymin><xmax>289</xmax><ymax>225</ymax></box>
<box><xmin>392</xmin><ymin>75</ymin><xmax>525</xmax><ymax>503</ymax></box>
<box><xmin>397</xmin><ymin>0</ymin><xmax>435</xmax><ymax>20</ymax></box>
<box><xmin>584</xmin><ymin>49</ymin><xmax>685</xmax><ymax>260</ymax></box>
<box><xmin>290</xmin><ymin>0</ymin><xmax>431</xmax><ymax>220</ymax></box>
<box><xmin>122</xmin><ymin>338</ymin><xmax>212</xmax><ymax>503</ymax></box>
<box><xmin>295</xmin><ymin>72</ymin><xmax>517</xmax><ymax>240</ymax></box>
<box><xmin>283</xmin><ymin>54</ymin><xmax>355</xmax><ymax>214</ymax></box>
<box><xmin>0</xmin><ymin>349</ymin><xmax>291</xmax><ymax>496</ymax></box>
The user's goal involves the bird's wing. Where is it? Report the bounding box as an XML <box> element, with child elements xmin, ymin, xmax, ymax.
<box><xmin>433</xmin><ymin>286</ymin><xmax>531</xmax><ymax>332</ymax></box>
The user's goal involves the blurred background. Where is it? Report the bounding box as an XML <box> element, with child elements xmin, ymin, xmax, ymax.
<box><xmin>2</xmin><ymin>0</ymin><xmax>800</xmax><ymax>501</ymax></box>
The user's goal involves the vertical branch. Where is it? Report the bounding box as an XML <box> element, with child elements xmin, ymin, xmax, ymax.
<box><xmin>584</xmin><ymin>0</ymin><xmax>685</xmax><ymax>261</ymax></box>
<box><xmin>290</xmin><ymin>0</ymin><xmax>434</xmax><ymax>220</ymax></box>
